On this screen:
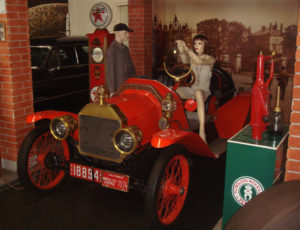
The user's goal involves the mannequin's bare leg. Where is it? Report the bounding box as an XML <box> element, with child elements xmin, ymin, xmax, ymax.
<box><xmin>195</xmin><ymin>90</ymin><xmax>206</xmax><ymax>143</ymax></box>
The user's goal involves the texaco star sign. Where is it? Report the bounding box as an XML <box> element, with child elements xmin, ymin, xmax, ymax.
<box><xmin>90</xmin><ymin>2</ymin><xmax>112</xmax><ymax>28</ymax></box>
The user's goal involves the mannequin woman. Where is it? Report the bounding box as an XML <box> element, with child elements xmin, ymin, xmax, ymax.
<box><xmin>176</xmin><ymin>35</ymin><xmax>215</xmax><ymax>143</ymax></box>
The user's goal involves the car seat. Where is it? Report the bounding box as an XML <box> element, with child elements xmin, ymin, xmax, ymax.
<box><xmin>153</xmin><ymin>65</ymin><xmax>236</xmax><ymax>131</ymax></box>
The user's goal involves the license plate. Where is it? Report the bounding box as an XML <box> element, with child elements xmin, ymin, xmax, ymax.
<box><xmin>70</xmin><ymin>163</ymin><xmax>102</xmax><ymax>184</ymax></box>
<box><xmin>101</xmin><ymin>170</ymin><xmax>129</xmax><ymax>192</ymax></box>
<box><xmin>70</xmin><ymin>163</ymin><xmax>129</xmax><ymax>192</ymax></box>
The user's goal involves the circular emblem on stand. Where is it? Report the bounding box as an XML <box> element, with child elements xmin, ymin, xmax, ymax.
<box><xmin>232</xmin><ymin>176</ymin><xmax>264</xmax><ymax>206</ymax></box>
<box><xmin>90</xmin><ymin>86</ymin><xmax>99</xmax><ymax>102</ymax></box>
<box><xmin>90</xmin><ymin>2</ymin><xmax>112</xmax><ymax>28</ymax></box>
<box><xmin>91</xmin><ymin>47</ymin><xmax>104</xmax><ymax>63</ymax></box>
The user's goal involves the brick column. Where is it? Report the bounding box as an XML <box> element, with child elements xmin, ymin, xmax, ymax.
<box><xmin>285</xmin><ymin>9</ymin><xmax>300</xmax><ymax>181</ymax></box>
<box><xmin>128</xmin><ymin>0</ymin><xmax>152</xmax><ymax>77</ymax></box>
<box><xmin>0</xmin><ymin>0</ymin><xmax>33</xmax><ymax>171</ymax></box>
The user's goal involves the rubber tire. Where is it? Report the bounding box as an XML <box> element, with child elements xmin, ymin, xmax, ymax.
<box><xmin>145</xmin><ymin>145</ymin><xmax>191</xmax><ymax>229</ymax></box>
<box><xmin>225</xmin><ymin>180</ymin><xmax>300</xmax><ymax>230</ymax></box>
<box><xmin>17</xmin><ymin>123</ymin><xmax>71</xmax><ymax>194</ymax></box>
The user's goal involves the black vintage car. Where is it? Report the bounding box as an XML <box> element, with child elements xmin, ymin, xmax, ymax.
<box><xmin>30</xmin><ymin>36</ymin><xmax>90</xmax><ymax>112</ymax></box>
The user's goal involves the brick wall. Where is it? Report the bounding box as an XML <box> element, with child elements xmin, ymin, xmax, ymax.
<box><xmin>285</xmin><ymin>9</ymin><xmax>300</xmax><ymax>181</ymax></box>
<box><xmin>128</xmin><ymin>0</ymin><xmax>152</xmax><ymax>77</ymax></box>
<box><xmin>0</xmin><ymin>0</ymin><xmax>33</xmax><ymax>171</ymax></box>
<box><xmin>0</xmin><ymin>0</ymin><xmax>154</xmax><ymax>171</ymax></box>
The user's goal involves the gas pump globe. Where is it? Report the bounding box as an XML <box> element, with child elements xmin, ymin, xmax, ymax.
<box><xmin>86</xmin><ymin>29</ymin><xmax>114</xmax><ymax>102</ymax></box>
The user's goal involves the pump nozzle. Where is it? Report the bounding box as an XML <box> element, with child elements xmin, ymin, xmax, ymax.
<box><xmin>274</xmin><ymin>86</ymin><xmax>282</xmax><ymax>113</ymax></box>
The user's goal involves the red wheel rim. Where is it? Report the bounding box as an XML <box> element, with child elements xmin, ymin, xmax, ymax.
<box><xmin>157</xmin><ymin>154</ymin><xmax>189</xmax><ymax>225</ymax></box>
<box><xmin>27</xmin><ymin>132</ymin><xmax>70</xmax><ymax>189</ymax></box>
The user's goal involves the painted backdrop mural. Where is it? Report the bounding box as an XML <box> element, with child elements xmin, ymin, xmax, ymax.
<box><xmin>153</xmin><ymin>0</ymin><xmax>298</xmax><ymax>74</ymax></box>
<box><xmin>28</xmin><ymin>0</ymin><xmax>68</xmax><ymax>37</ymax></box>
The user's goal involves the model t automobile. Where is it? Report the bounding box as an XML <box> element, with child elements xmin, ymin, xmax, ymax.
<box><xmin>17</xmin><ymin>29</ymin><xmax>250</xmax><ymax>228</ymax></box>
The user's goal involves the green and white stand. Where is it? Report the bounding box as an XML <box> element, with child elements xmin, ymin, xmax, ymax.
<box><xmin>222</xmin><ymin>125</ymin><xmax>289</xmax><ymax>229</ymax></box>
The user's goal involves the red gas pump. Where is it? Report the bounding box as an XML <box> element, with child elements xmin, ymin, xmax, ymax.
<box><xmin>250</xmin><ymin>52</ymin><xmax>274</xmax><ymax>140</ymax></box>
<box><xmin>86</xmin><ymin>29</ymin><xmax>114</xmax><ymax>102</ymax></box>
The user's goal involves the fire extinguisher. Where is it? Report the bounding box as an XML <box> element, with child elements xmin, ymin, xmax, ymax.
<box><xmin>250</xmin><ymin>52</ymin><xmax>274</xmax><ymax>140</ymax></box>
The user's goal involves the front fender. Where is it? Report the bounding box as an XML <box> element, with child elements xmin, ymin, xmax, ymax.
<box><xmin>26</xmin><ymin>110</ymin><xmax>79</xmax><ymax>140</ymax></box>
<box><xmin>26</xmin><ymin>110</ymin><xmax>78</xmax><ymax>124</ymax></box>
<box><xmin>151</xmin><ymin>129</ymin><xmax>216</xmax><ymax>159</ymax></box>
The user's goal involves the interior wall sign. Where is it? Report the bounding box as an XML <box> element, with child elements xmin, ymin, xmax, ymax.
<box><xmin>0</xmin><ymin>22</ymin><xmax>6</xmax><ymax>41</ymax></box>
<box><xmin>0</xmin><ymin>1</ymin><xmax>6</xmax><ymax>14</ymax></box>
<box><xmin>90</xmin><ymin>2</ymin><xmax>113</xmax><ymax>29</ymax></box>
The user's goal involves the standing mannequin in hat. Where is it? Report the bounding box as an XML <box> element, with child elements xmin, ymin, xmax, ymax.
<box><xmin>106</xmin><ymin>23</ymin><xmax>136</xmax><ymax>94</ymax></box>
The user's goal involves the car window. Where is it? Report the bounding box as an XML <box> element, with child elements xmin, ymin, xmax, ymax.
<box><xmin>76</xmin><ymin>45</ymin><xmax>89</xmax><ymax>64</ymax></box>
<box><xmin>30</xmin><ymin>47</ymin><xmax>50</xmax><ymax>67</ymax></box>
<box><xmin>47</xmin><ymin>50</ymin><xmax>58</xmax><ymax>68</ymax></box>
<box><xmin>56</xmin><ymin>46</ymin><xmax>77</xmax><ymax>66</ymax></box>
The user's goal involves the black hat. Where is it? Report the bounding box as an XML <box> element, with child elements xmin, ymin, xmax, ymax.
<box><xmin>113</xmin><ymin>23</ymin><xmax>133</xmax><ymax>32</ymax></box>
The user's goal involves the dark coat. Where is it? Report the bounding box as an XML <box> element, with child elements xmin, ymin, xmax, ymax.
<box><xmin>105</xmin><ymin>40</ymin><xmax>136</xmax><ymax>93</ymax></box>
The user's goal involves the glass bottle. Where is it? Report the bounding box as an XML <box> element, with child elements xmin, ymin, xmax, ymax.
<box><xmin>269</xmin><ymin>86</ymin><xmax>284</xmax><ymax>136</ymax></box>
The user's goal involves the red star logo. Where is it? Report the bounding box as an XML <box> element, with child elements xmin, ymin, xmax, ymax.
<box><xmin>92</xmin><ymin>7</ymin><xmax>104</xmax><ymax>22</ymax></box>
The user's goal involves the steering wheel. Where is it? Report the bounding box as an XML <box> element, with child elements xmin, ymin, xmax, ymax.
<box><xmin>180</xmin><ymin>66</ymin><xmax>196</xmax><ymax>87</ymax></box>
<box><xmin>163</xmin><ymin>62</ymin><xmax>194</xmax><ymax>85</ymax></box>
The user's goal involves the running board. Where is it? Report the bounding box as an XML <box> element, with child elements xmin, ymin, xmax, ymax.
<box><xmin>208</xmin><ymin>138</ymin><xmax>227</xmax><ymax>158</ymax></box>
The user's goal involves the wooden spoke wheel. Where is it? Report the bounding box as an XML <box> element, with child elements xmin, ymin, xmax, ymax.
<box><xmin>17</xmin><ymin>123</ymin><xmax>71</xmax><ymax>193</ymax></box>
<box><xmin>145</xmin><ymin>145</ymin><xmax>191</xmax><ymax>229</ymax></box>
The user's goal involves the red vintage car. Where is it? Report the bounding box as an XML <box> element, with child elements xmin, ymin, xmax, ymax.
<box><xmin>17</xmin><ymin>55</ymin><xmax>250</xmax><ymax>228</ymax></box>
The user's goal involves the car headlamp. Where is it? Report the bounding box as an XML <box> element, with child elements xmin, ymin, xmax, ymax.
<box><xmin>161</xmin><ymin>93</ymin><xmax>177</xmax><ymax>119</ymax></box>
<box><xmin>161</xmin><ymin>93</ymin><xmax>177</xmax><ymax>112</ymax></box>
<box><xmin>113</xmin><ymin>126</ymin><xmax>142</xmax><ymax>155</ymax></box>
<box><xmin>50</xmin><ymin>115</ymin><xmax>78</xmax><ymax>140</ymax></box>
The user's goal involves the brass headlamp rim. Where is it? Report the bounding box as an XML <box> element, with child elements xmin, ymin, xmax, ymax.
<box><xmin>112</xmin><ymin>126</ymin><xmax>142</xmax><ymax>155</ymax></box>
<box><xmin>50</xmin><ymin>115</ymin><xmax>77</xmax><ymax>140</ymax></box>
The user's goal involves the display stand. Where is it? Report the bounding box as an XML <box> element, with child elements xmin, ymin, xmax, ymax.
<box><xmin>222</xmin><ymin>124</ymin><xmax>289</xmax><ymax>228</ymax></box>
